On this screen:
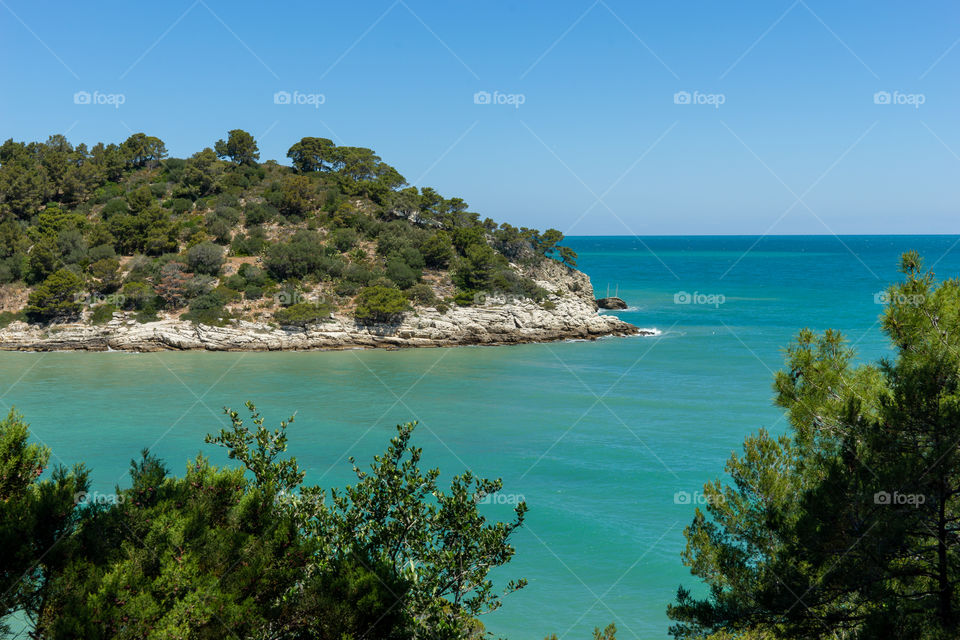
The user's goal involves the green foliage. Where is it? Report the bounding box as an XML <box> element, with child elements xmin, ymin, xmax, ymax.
<box><xmin>89</xmin><ymin>303</ymin><xmax>116</xmax><ymax>324</ymax></box>
<box><xmin>214</xmin><ymin>129</ymin><xmax>260</xmax><ymax>165</ymax></box>
<box><xmin>0</xmin><ymin>409</ymin><xmax>88</xmax><ymax>637</ymax></box>
<box><xmin>0</xmin><ymin>311</ymin><xmax>25</xmax><ymax>328</ymax></box>
<box><xmin>0</xmin><ymin>399</ymin><xmax>530</xmax><ymax>640</ymax></box>
<box><xmin>264</xmin><ymin>231</ymin><xmax>327</xmax><ymax>280</ymax></box>
<box><xmin>287</xmin><ymin>136</ymin><xmax>336</xmax><ymax>172</ymax></box>
<box><xmin>25</xmin><ymin>268</ymin><xmax>84</xmax><ymax>322</ymax></box>
<box><xmin>386</xmin><ymin>256</ymin><xmax>420</xmax><ymax>289</ymax></box>
<box><xmin>273</xmin><ymin>301</ymin><xmax>334</xmax><ymax>327</ymax></box>
<box><xmin>354</xmin><ymin>285</ymin><xmax>408</xmax><ymax>323</ymax></box>
<box><xmin>186</xmin><ymin>241</ymin><xmax>223</xmax><ymax>276</ymax></box>
<box><xmin>406</xmin><ymin>282</ymin><xmax>437</xmax><ymax>306</ymax></box>
<box><xmin>422</xmin><ymin>230</ymin><xmax>454</xmax><ymax>268</ymax></box>
<box><xmin>182</xmin><ymin>290</ymin><xmax>231</xmax><ymax>325</ymax></box>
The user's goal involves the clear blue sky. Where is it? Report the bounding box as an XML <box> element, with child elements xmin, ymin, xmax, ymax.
<box><xmin>1</xmin><ymin>1</ymin><xmax>957</xmax><ymax>234</ymax></box>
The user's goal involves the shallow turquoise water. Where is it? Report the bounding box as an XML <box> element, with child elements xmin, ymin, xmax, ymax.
<box><xmin>2</xmin><ymin>236</ymin><xmax>960</xmax><ymax>639</ymax></box>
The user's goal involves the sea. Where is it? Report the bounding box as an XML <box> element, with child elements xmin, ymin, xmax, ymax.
<box><xmin>3</xmin><ymin>235</ymin><xmax>959</xmax><ymax>639</ymax></box>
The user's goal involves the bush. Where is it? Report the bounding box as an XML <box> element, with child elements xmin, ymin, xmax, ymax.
<box><xmin>186</xmin><ymin>242</ymin><xmax>224</xmax><ymax>276</ymax></box>
<box><xmin>385</xmin><ymin>257</ymin><xmax>419</xmax><ymax>289</ymax></box>
<box><xmin>264</xmin><ymin>232</ymin><xmax>325</xmax><ymax>280</ymax></box>
<box><xmin>354</xmin><ymin>286</ymin><xmax>408</xmax><ymax>324</ymax></box>
<box><xmin>330</xmin><ymin>228</ymin><xmax>358</xmax><ymax>252</ymax></box>
<box><xmin>423</xmin><ymin>230</ymin><xmax>455</xmax><ymax>269</ymax></box>
<box><xmin>90</xmin><ymin>303</ymin><xmax>117</xmax><ymax>324</ymax></box>
<box><xmin>25</xmin><ymin>269</ymin><xmax>84</xmax><ymax>322</ymax></box>
<box><xmin>169</xmin><ymin>198</ymin><xmax>193</xmax><ymax>214</ymax></box>
<box><xmin>244</xmin><ymin>202</ymin><xmax>277</xmax><ymax>226</ymax></box>
<box><xmin>182</xmin><ymin>291</ymin><xmax>230</xmax><ymax>326</ymax></box>
<box><xmin>119</xmin><ymin>281</ymin><xmax>156</xmax><ymax>311</ymax></box>
<box><xmin>0</xmin><ymin>310</ymin><xmax>26</xmax><ymax>328</ymax></box>
<box><xmin>273</xmin><ymin>302</ymin><xmax>333</xmax><ymax>327</ymax></box>
<box><xmin>406</xmin><ymin>283</ymin><xmax>436</xmax><ymax>306</ymax></box>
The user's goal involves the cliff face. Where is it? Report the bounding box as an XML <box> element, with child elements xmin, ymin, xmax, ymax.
<box><xmin>0</xmin><ymin>262</ymin><xmax>652</xmax><ymax>352</ymax></box>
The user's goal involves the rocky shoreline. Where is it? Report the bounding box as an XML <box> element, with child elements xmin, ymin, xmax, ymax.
<box><xmin>0</xmin><ymin>260</ymin><xmax>654</xmax><ymax>352</ymax></box>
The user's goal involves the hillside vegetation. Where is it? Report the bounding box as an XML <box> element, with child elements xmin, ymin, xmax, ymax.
<box><xmin>0</xmin><ymin>131</ymin><xmax>577</xmax><ymax>328</ymax></box>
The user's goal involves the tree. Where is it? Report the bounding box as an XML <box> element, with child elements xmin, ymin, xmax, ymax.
<box><xmin>287</xmin><ymin>136</ymin><xmax>336</xmax><ymax>172</ymax></box>
<box><xmin>668</xmin><ymin>253</ymin><xmax>960</xmax><ymax>640</ymax></box>
<box><xmin>207</xmin><ymin>404</ymin><xmax>528</xmax><ymax>640</ymax></box>
<box><xmin>453</xmin><ymin>242</ymin><xmax>500</xmax><ymax>294</ymax></box>
<box><xmin>0</xmin><ymin>409</ymin><xmax>88</xmax><ymax>636</ymax></box>
<box><xmin>421</xmin><ymin>230</ymin><xmax>454</xmax><ymax>269</ymax></box>
<box><xmin>273</xmin><ymin>302</ymin><xmax>333</xmax><ymax>327</ymax></box>
<box><xmin>354</xmin><ymin>285</ymin><xmax>409</xmax><ymax>324</ymax></box>
<box><xmin>121</xmin><ymin>133</ymin><xmax>167</xmax><ymax>168</ymax></box>
<box><xmin>25</xmin><ymin>268</ymin><xmax>84</xmax><ymax>322</ymax></box>
<box><xmin>186</xmin><ymin>242</ymin><xmax>223</xmax><ymax>276</ymax></box>
<box><xmin>214</xmin><ymin>129</ymin><xmax>259</xmax><ymax>166</ymax></box>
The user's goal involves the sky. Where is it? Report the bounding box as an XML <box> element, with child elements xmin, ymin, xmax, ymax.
<box><xmin>1</xmin><ymin>0</ymin><xmax>957</xmax><ymax>235</ymax></box>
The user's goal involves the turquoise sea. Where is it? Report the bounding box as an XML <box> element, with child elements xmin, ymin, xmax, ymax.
<box><xmin>3</xmin><ymin>235</ymin><xmax>960</xmax><ymax>639</ymax></box>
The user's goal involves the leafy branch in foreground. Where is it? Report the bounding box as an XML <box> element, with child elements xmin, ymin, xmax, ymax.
<box><xmin>208</xmin><ymin>403</ymin><xmax>528</xmax><ymax>640</ymax></box>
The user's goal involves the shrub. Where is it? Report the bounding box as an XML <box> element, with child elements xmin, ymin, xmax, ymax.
<box><xmin>119</xmin><ymin>281</ymin><xmax>156</xmax><ymax>311</ymax></box>
<box><xmin>264</xmin><ymin>232</ymin><xmax>325</xmax><ymax>280</ymax></box>
<box><xmin>90</xmin><ymin>303</ymin><xmax>117</xmax><ymax>324</ymax></box>
<box><xmin>406</xmin><ymin>283</ymin><xmax>437</xmax><ymax>306</ymax></box>
<box><xmin>182</xmin><ymin>291</ymin><xmax>230</xmax><ymax>325</ymax></box>
<box><xmin>0</xmin><ymin>310</ymin><xmax>26</xmax><ymax>328</ymax></box>
<box><xmin>244</xmin><ymin>202</ymin><xmax>277</xmax><ymax>226</ymax></box>
<box><xmin>354</xmin><ymin>286</ymin><xmax>408</xmax><ymax>324</ymax></box>
<box><xmin>186</xmin><ymin>242</ymin><xmax>224</xmax><ymax>276</ymax></box>
<box><xmin>420</xmin><ymin>231</ymin><xmax>453</xmax><ymax>269</ymax></box>
<box><xmin>330</xmin><ymin>228</ymin><xmax>359</xmax><ymax>252</ymax></box>
<box><xmin>25</xmin><ymin>269</ymin><xmax>84</xmax><ymax>322</ymax></box>
<box><xmin>169</xmin><ymin>198</ymin><xmax>193</xmax><ymax>214</ymax></box>
<box><xmin>273</xmin><ymin>302</ymin><xmax>333</xmax><ymax>327</ymax></box>
<box><xmin>385</xmin><ymin>257</ymin><xmax>420</xmax><ymax>289</ymax></box>
<box><xmin>100</xmin><ymin>198</ymin><xmax>129</xmax><ymax>219</ymax></box>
